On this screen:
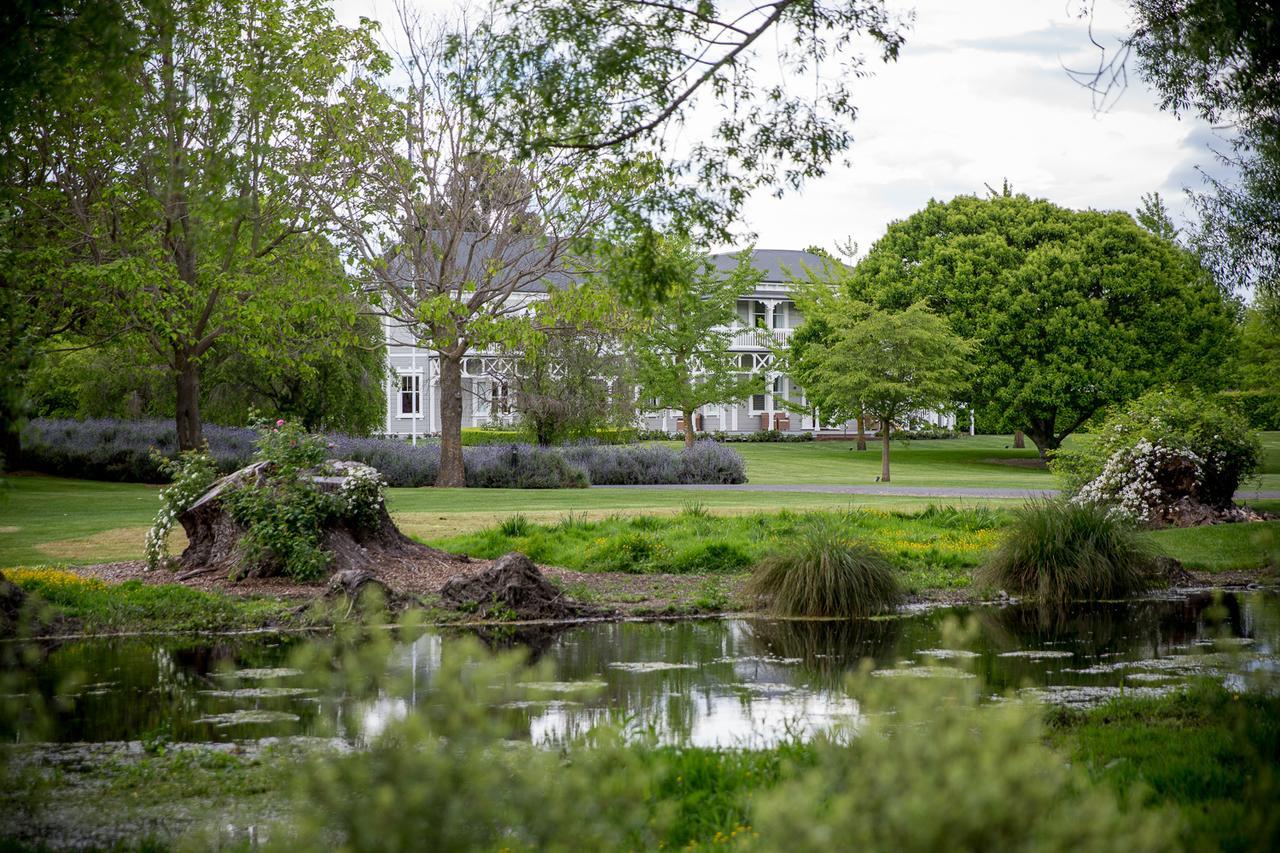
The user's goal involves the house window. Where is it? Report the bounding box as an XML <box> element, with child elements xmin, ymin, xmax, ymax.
<box><xmin>751</xmin><ymin>301</ymin><xmax>769</xmax><ymax>328</ymax></box>
<box><xmin>398</xmin><ymin>374</ymin><xmax>421</xmax><ymax>417</ymax></box>
<box><xmin>491</xmin><ymin>381</ymin><xmax>510</xmax><ymax>415</ymax></box>
<box><xmin>773</xmin><ymin>303</ymin><xmax>786</xmax><ymax>329</ymax></box>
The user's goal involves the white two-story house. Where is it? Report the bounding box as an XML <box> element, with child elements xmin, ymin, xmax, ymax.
<box><xmin>382</xmin><ymin>248</ymin><xmax>957</xmax><ymax>439</ymax></box>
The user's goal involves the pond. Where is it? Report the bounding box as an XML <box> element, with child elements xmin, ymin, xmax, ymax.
<box><xmin>3</xmin><ymin>590</ymin><xmax>1277</xmax><ymax>748</ymax></box>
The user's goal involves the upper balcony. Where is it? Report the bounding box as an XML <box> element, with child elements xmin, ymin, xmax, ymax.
<box><xmin>728</xmin><ymin>326</ymin><xmax>791</xmax><ymax>349</ymax></box>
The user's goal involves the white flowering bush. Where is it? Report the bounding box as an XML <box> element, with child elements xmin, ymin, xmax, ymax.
<box><xmin>329</xmin><ymin>460</ymin><xmax>387</xmax><ymax>530</ymax></box>
<box><xmin>145</xmin><ymin>450</ymin><xmax>219</xmax><ymax>570</ymax></box>
<box><xmin>1053</xmin><ymin>388</ymin><xmax>1262</xmax><ymax>510</ymax></box>
<box><xmin>1071</xmin><ymin>439</ymin><xmax>1203</xmax><ymax>524</ymax></box>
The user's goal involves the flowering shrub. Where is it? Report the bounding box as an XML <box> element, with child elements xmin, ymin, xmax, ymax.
<box><xmin>145</xmin><ymin>450</ymin><xmax>219</xmax><ymax>570</ymax></box>
<box><xmin>1053</xmin><ymin>388</ymin><xmax>1262</xmax><ymax>510</ymax></box>
<box><xmin>1072</xmin><ymin>439</ymin><xmax>1204</xmax><ymax>524</ymax></box>
<box><xmin>330</xmin><ymin>461</ymin><xmax>388</xmax><ymax>529</ymax></box>
<box><xmin>22</xmin><ymin>418</ymin><xmax>745</xmax><ymax>488</ymax></box>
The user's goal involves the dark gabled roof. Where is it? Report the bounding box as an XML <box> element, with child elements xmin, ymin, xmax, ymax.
<box><xmin>707</xmin><ymin>249</ymin><xmax>846</xmax><ymax>284</ymax></box>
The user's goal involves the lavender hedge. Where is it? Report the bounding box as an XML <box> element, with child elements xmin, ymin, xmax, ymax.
<box><xmin>18</xmin><ymin>419</ymin><xmax>745</xmax><ymax>488</ymax></box>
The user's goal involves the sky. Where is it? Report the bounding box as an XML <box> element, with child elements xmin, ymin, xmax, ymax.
<box><xmin>330</xmin><ymin>0</ymin><xmax>1229</xmax><ymax>256</ymax></box>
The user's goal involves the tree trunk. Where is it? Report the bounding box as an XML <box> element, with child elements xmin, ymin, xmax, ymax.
<box><xmin>175</xmin><ymin>355</ymin><xmax>204</xmax><ymax>451</ymax></box>
<box><xmin>1013</xmin><ymin>430</ymin><xmax>1025</xmax><ymax>449</ymax></box>
<box><xmin>880</xmin><ymin>418</ymin><xmax>892</xmax><ymax>482</ymax></box>
<box><xmin>856</xmin><ymin>404</ymin><xmax>868</xmax><ymax>452</ymax></box>
<box><xmin>682</xmin><ymin>407</ymin><xmax>696</xmax><ymax>448</ymax></box>
<box><xmin>1023</xmin><ymin>420</ymin><xmax>1057</xmax><ymax>460</ymax></box>
<box><xmin>436</xmin><ymin>351</ymin><xmax>466</xmax><ymax>487</ymax></box>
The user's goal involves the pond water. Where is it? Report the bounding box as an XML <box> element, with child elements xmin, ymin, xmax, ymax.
<box><xmin>3</xmin><ymin>590</ymin><xmax>1277</xmax><ymax>748</ymax></box>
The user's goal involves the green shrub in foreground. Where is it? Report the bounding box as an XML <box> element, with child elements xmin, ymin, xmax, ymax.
<box><xmin>746</xmin><ymin>516</ymin><xmax>901</xmax><ymax>616</ymax></box>
<box><xmin>752</xmin><ymin>669</ymin><xmax>1180</xmax><ymax>852</ymax></box>
<box><xmin>976</xmin><ymin>500</ymin><xmax>1157</xmax><ymax>603</ymax></box>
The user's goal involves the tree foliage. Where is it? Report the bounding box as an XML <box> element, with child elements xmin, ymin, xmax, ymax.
<box><xmin>318</xmin><ymin>14</ymin><xmax>632</xmax><ymax>486</ymax></box>
<box><xmin>4</xmin><ymin>0</ymin><xmax>384</xmax><ymax>450</ymax></box>
<box><xmin>505</xmin><ymin>287</ymin><xmax>636</xmax><ymax>446</ymax></box>
<box><xmin>619</xmin><ymin>237</ymin><xmax>764</xmax><ymax>448</ymax></box>
<box><xmin>1234</xmin><ymin>297</ymin><xmax>1280</xmax><ymax>428</ymax></box>
<box><xmin>786</xmin><ymin>294</ymin><xmax>971</xmax><ymax>481</ymax></box>
<box><xmin>1081</xmin><ymin>1</ymin><xmax>1280</xmax><ymax>294</ymax></box>
<box><xmin>848</xmin><ymin>193</ymin><xmax>1235</xmax><ymax>456</ymax></box>
<box><xmin>476</xmin><ymin>0</ymin><xmax>910</xmax><ymax>240</ymax></box>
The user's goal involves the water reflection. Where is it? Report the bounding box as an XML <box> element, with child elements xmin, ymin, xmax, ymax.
<box><xmin>2</xmin><ymin>591</ymin><xmax>1275</xmax><ymax>747</ymax></box>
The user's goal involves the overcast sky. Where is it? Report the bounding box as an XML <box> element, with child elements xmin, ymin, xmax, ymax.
<box><xmin>331</xmin><ymin>0</ymin><xmax>1228</xmax><ymax>256</ymax></box>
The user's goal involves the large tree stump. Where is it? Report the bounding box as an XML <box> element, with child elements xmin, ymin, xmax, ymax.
<box><xmin>175</xmin><ymin>461</ymin><xmax>447</xmax><ymax>581</ymax></box>
<box><xmin>440</xmin><ymin>552</ymin><xmax>606</xmax><ymax>621</ymax></box>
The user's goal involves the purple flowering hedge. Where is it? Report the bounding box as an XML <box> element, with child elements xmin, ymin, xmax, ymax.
<box><xmin>18</xmin><ymin>419</ymin><xmax>746</xmax><ymax>488</ymax></box>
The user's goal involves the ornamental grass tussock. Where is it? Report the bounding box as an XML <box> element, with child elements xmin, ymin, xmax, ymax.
<box><xmin>746</xmin><ymin>514</ymin><xmax>902</xmax><ymax>617</ymax></box>
<box><xmin>976</xmin><ymin>500</ymin><xmax>1158</xmax><ymax>603</ymax></box>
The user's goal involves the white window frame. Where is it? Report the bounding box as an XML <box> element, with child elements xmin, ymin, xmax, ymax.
<box><xmin>397</xmin><ymin>372</ymin><xmax>422</xmax><ymax>418</ymax></box>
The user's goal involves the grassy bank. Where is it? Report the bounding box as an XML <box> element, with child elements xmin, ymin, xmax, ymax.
<box><xmin>433</xmin><ymin>505</ymin><xmax>1002</xmax><ymax>593</ymax></box>
<box><xmin>1047</xmin><ymin>683</ymin><xmax>1280</xmax><ymax>852</ymax></box>
<box><xmin>4</xmin><ymin>567</ymin><xmax>302</xmax><ymax>634</ymax></box>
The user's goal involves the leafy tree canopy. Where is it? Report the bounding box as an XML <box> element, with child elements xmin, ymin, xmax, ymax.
<box><xmin>615</xmin><ymin>236</ymin><xmax>764</xmax><ymax>447</ymax></box>
<box><xmin>848</xmin><ymin>192</ymin><xmax>1236</xmax><ymax>456</ymax></box>
<box><xmin>1081</xmin><ymin>1</ymin><xmax>1280</xmax><ymax>294</ymax></box>
<box><xmin>475</xmin><ymin>0</ymin><xmax>910</xmax><ymax>242</ymax></box>
<box><xmin>785</xmin><ymin>295</ymin><xmax>972</xmax><ymax>481</ymax></box>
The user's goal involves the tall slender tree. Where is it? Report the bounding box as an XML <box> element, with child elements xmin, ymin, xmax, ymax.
<box><xmin>789</xmin><ymin>300</ymin><xmax>972</xmax><ymax>482</ymax></box>
<box><xmin>317</xmin><ymin>10</ymin><xmax>634</xmax><ymax>486</ymax></box>
<box><xmin>620</xmin><ymin>238</ymin><xmax>764</xmax><ymax>448</ymax></box>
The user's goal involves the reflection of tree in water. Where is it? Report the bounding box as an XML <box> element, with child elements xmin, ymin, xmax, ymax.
<box><xmin>463</xmin><ymin>622</ymin><xmax>578</xmax><ymax>665</ymax></box>
<box><xmin>976</xmin><ymin>593</ymin><xmax>1248</xmax><ymax>660</ymax></box>
<box><xmin>743</xmin><ymin>617</ymin><xmax>904</xmax><ymax>676</ymax></box>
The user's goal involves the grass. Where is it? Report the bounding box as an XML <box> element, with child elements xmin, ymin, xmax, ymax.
<box><xmin>5</xmin><ymin>566</ymin><xmax>299</xmax><ymax>633</ymax></box>
<box><xmin>1047</xmin><ymin>682</ymin><xmax>1280</xmax><ymax>853</ymax></box>
<box><xmin>2</xmin><ymin>431</ymin><xmax>1276</xmax><ymax>571</ymax></box>
<box><xmin>745</xmin><ymin>516</ymin><xmax>902</xmax><ymax>616</ymax></box>
<box><xmin>975</xmin><ymin>501</ymin><xmax>1158</xmax><ymax>602</ymax></box>
<box><xmin>432</xmin><ymin>505</ymin><xmax>1000</xmax><ymax>586</ymax></box>
<box><xmin>1145</xmin><ymin>520</ymin><xmax>1280</xmax><ymax>572</ymax></box>
<box><xmin>0</xmin><ymin>472</ymin><xmax>1016</xmax><ymax>567</ymax></box>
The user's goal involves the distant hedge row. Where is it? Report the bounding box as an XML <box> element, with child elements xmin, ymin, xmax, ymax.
<box><xmin>460</xmin><ymin>426</ymin><xmax>639</xmax><ymax>446</ymax></box>
<box><xmin>17</xmin><ymin>419</ymin><xmax>745</xmax><ymax>488</ymax></box>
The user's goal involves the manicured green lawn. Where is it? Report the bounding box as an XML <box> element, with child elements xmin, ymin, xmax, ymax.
<box><xmin>709</xmin><ymin>434</ymin><xmax>1057</xmax><ymax>487</ymax></box>
<box><xmin>2</xmin><ymin>432</ymin><xmax>1276</xmax><ymax>568</ymax></box>
<box><xmin>1145</xmin><ymin>520</ymin><xmax>1280</xmax><ymax>572</ymax></box>
<box><xmin>0</xmin><ymin>473</ymin><xmax>1014</xmax><ymax>567</ymax></box>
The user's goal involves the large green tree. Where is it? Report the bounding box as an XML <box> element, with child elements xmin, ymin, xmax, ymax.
<box><xmin>619</xmin><ymin>238</ymin><xmax>764</xmax><ymax>448</ymax></box>
<box><xmin>1234</xmin><ymin>297</ymin><xmax>1280</xmax><ymax>428</ymax></box>
<box><xmin>786</xmin><ymin>297</ymin><xmax>971</xmax><ymax>481</ymax></box>
<box><xmin>5</xmin><ymin>0</ymin><xmax>383</xmax><ymax>450</ymax></box>
<box><xmin>850</xmin><ymin>193</ymin><xmax>1235</xmax><ymax>457</ymax></box>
